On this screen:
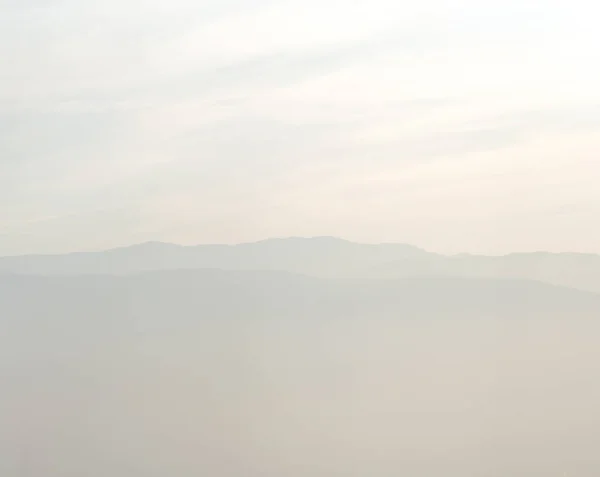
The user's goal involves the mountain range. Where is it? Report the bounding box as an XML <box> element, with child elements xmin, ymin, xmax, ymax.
<box><xmin>2</xmin><ymin>236</ymin><xmax>599</xmax><ymax>293</ymax></box>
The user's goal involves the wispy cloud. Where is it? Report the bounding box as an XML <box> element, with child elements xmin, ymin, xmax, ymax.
<box><xmin>1</xmin><ymin>0</ymin><xmax>599</xmax><ymax>255</ymax></box>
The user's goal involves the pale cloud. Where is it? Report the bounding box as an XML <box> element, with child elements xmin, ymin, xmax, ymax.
<box><xmin>1</xmin><ymin>0</ymin><xmax>599</xmax><ymax>255</ymax></box>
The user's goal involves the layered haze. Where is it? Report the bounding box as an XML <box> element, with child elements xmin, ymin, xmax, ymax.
<box><xmin>2</xmin><ymin>238</ymin><xmax>600</xmax><ymax>476</ymax></box>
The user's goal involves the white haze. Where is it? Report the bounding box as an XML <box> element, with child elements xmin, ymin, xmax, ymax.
<box><xmin>2</xmin><ymin>0</ymin><xmax>600</xmax><ymax>475</ymax></box>
<box><xmin>3</xmin><ymin>313</ymin><xmax>600</xmax><ymax>477</ymax></box>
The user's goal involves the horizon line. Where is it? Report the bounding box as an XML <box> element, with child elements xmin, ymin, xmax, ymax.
<box><xmin>1</xmin><ymin>235</ymin><xmax>599</xmax><ymax>259</ymax></box>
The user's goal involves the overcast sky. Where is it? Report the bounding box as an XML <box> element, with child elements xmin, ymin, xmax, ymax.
<box><xmin>1</xmin><ymin>0</ymin><xmax>599</xmax><ymax>255</ymax></box>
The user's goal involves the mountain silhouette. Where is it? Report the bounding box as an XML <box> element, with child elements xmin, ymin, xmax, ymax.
<box><xmin>1</xmin><ymin>237</ymin><xmax>600</xmax><ymax>293</ymax></box>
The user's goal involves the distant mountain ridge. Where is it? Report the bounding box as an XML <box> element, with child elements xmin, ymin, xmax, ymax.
<box><xmin>0</xmin><ymin>236</ymin><xmax>430</xmax><ymax>276</ymax></box>
<box><xmin>1</xmin><ymin>236</ymin><xmax>600</xmax><ymax>293</ymax></box>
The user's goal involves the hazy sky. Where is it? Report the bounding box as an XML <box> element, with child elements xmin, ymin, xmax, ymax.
<box><xmin>1</xmin><ymin>0</ymin><xmax>599</xmax><ymax>256</ymax></box>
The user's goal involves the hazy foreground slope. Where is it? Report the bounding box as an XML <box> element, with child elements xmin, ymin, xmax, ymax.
<box><xmin>2</xmin><ymin>237</ymin><xmax>600</xmax><ymax>293</ymax></box>
<box><xmin>2</xmin><ymin>270</ymin><xmax>600</xmax><ymax>348</ymax></box>
<box><xmin>2</xmin><ymin>269</ymin><xmax>600</xmax><ymax>476</ymax></box>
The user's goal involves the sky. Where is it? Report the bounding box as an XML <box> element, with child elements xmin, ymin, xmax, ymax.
<box><xmin>1</xmin><ymin>0</ymin><xmax>599</xmax><ymax>256</ymax></box>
